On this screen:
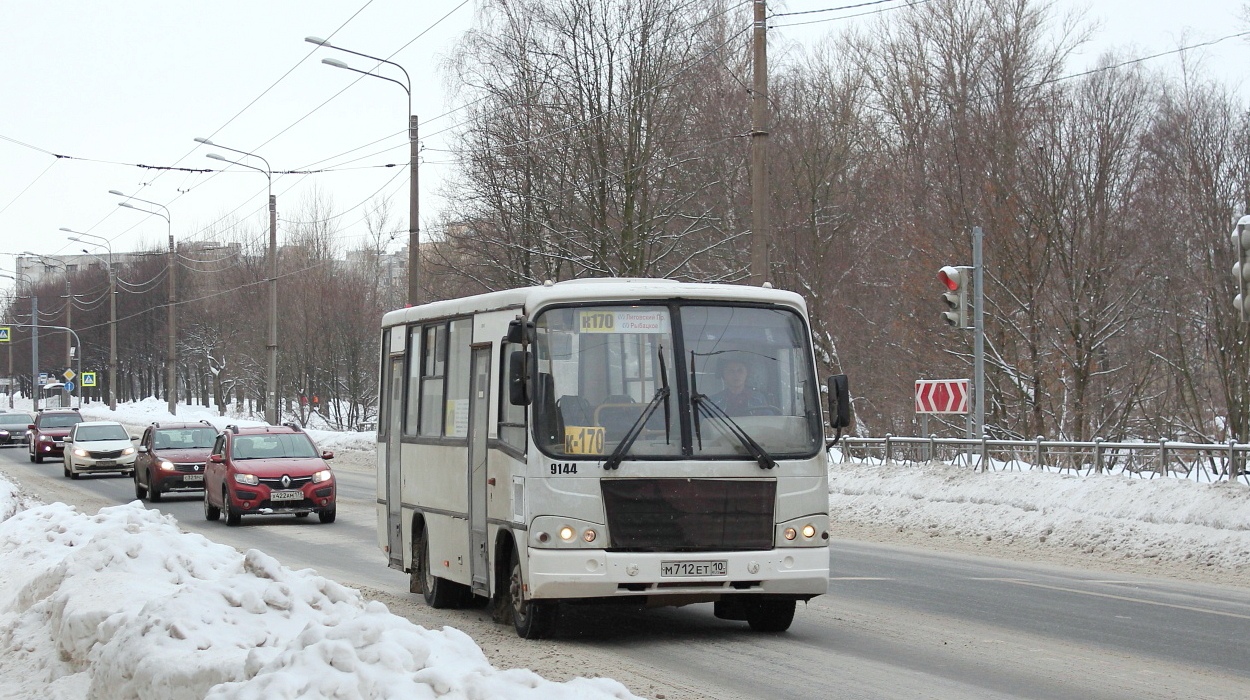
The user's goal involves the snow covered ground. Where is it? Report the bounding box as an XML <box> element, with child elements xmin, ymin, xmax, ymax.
<box><xmin>0</xmin><ymin>397</ymin><xmax>1247</xmax><ymax>698</ymax></box>
<box><xmin>0</xmin><ymin>399</ymin><xmax>638</xmax><ymax>700</ymax></box>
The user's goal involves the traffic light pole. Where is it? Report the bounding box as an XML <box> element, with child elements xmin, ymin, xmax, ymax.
<box><xmin>973</xmin><ymin>226</ymin><xmax>985</xmax><ymax>440</ymax></box>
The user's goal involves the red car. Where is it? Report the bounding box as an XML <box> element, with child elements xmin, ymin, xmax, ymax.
<box><xmin>203</xmin><ymin>424</ymin><xmax>336</xmax><ymax>525</ymax></box>
<box><xmin>133</xmin><ymin>421</ymin><xmax>218</xmax><ymax>502</ymax></box>
<box><xmin>28</xmin><ymin>408</ymin><xmax>83</xmax><ymax>463</ymax></box>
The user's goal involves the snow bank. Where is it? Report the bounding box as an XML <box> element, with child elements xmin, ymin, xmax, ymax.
<box><xmin>829</xmin><ymin>461</ymin><xmax>1250</xmax><ymax>570</ymax></box>
<box><xmin>0</xmin><ymin>479</ymin><xmax>638</xmax><ymax>700</ymax></box>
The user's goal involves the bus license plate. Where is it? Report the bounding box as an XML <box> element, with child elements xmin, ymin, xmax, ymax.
<box><xmin>661</xmin><ymin>560</ymin><xmax>727</xmax><ymax>577</ymax></box>
<box><xmin>270</xmin><ymin>490</ymin><xmax>303</xmax><ymax>501</ymax></box>
<box><xmin>183</xmin><ymin>474</ymin><xmax>203</xmax><ymax>482</ymax></box>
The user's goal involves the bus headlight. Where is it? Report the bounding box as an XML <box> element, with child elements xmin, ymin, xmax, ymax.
<box><xmin>531</xmin><ymin>516</ymin><xmax>606</xmax><ymax>549</ymax></box>
<box><xmin>777</xmin><ymin>516</ymin><xmax>827</xmax><ymax>547</ymax></box>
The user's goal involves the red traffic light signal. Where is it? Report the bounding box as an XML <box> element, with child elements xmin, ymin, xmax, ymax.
<box><xmin>938</xmin><ymin>265</ymin><xmax>971</xmax><ymax>328</ymax></box>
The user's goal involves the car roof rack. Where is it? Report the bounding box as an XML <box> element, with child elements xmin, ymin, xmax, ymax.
<box><xmin>225</xmin><ymin>424</ymin><xmax>239</xmax><ymax>434</ymax></box>
<box><xmin>200</xmin><ymin>419</ymin><xmax>214</xmax><ymax>427</ymax></box>
<box><xmin>281</xmin><ymin>421</ymin><xmax>303</xmax><ymax>432</ymax></box>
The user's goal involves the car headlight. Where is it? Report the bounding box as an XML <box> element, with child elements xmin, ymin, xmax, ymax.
<box><xmin>122</xmin><ymin>447</ymin><xmax>135</xmax><ymax>456</ymax></box>
<box><xmin>311</xmin><ymin>469</ymin><xmax>333</xmax><ymax>484</ymax></box>
<box><xmin>234</xmin><ymin>473</ymin><xmax>259</xmax><ymax>486</ymax></box>
<box><xmin>73</xmin><ymin>448</ymin><xmax>89</xmax><ymax>458</ymax></box>
<box><xmin>159</xmin><ymin>460</ymin><xmax>176</xmax><ymax>471</ymax></box>
<box><xmin>0</xmin><ymin>430</ymin><xmax>9</xmax><ymax>438</ymax></box>
<box><xmin>38</xmin><ymin>435</ymin><xmax>53</xmax><ymax>443</ymax></box>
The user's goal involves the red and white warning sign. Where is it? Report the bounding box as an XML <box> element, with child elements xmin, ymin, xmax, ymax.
<box><xmin>915</xmin><ymin>379</ymin><xmax>970</xmax><ymax>414</ymax></box>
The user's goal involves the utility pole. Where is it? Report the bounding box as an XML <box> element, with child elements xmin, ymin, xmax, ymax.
<box><xmin>409</xmin><ymin>114</ymin><xmax>420</xmax><ymax>305</ymax></box>
<box><xmin>267</xmin><ymin>193</ymin><xmax>278</xmax><ymax>424</ymax></box>
<box><xmin>108</xmin><ymin>264</ymin><xmax>116</xmax><ymax>411</ymax></box>
<box><xmin>749</xmin><ymin>0</ymin><xmax>770</xmax><ymax>285</ymax></box>
<box><xmin>31</xmin><ymin>296</ymin><xmax>38</xmax><ymax>411</ymax></box>
<box><xmin>168</xmin><ymin>233</ymin><xmax>177</xmax><ymax>415</ymax></box>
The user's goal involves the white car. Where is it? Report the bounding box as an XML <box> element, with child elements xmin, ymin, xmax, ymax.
<box><xmin>63</xmin><ymin>421</ymin><xmax>137</xmax><ymax>479</ymax></box>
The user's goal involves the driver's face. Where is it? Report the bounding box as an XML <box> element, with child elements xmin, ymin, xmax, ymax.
<box><xmin>721</xmin><ymin>362</ymin><xmax>748</xmax><ymax>391</ymax></box>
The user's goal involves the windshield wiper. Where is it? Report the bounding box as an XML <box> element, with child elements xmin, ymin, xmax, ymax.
<box><xmin>603</xmin><ymin>347</ymin><xmax>671</xmax><ymax>471</ymax></box>
<box><xmin>689</xmin><ymin>353</ymin><xmax>776</xmax><ymax>470</ymax></box>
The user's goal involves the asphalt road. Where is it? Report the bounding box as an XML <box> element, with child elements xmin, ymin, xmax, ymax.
<box><xmin>2</xmin><ymin>443</ymin><xmax>1248</xmax><ymax>699</ymax></box>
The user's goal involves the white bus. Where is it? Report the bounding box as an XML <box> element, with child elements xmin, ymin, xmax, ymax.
<box><xmin>377</xmin><ymin>278</ymin><xmax>850</xmax><ymax>638</ymax></box>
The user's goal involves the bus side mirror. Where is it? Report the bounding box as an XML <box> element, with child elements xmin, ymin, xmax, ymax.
<box><xmin>509</xmin><ymin>350</ymin><xmax>531</xmax><ymax>405</ymax></box>
<box><xmin>826</xmin><ymin>374</ymin><xmax>851</xmax><ymax>430</ymax></box>
<box><xmin>505</xmin><ymin>317</ymin><xmax>533</xmax><ymax>345</ymax></box>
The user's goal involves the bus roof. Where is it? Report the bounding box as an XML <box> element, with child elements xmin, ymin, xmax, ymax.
<box><xmin>381</xmin><ymin>278</ymin><xmax>809</xmax><ymax>328</ymax></box>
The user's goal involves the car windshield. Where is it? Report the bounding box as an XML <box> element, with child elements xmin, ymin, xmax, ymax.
<box><xmin>75</xmin><ymin>424</ymin><xmax>129</xmax><ymax>441</ymax></box>
<box><xmin>40</xmin><ymin>414</ymin><xmax>82</xmax><ymax>429</ymax></box>
<box><xmin>154</xmin><ymin>428</ymin><xmax>217</xmax><ymax>450</ymax></box>
<box><xmin>0</xmin><ymin>413</ymin><xmax>33</xmax><ymax>426</ymax></box>
<box><xmin>231</xmin><ymin>434</ymin><xmax>319</xmax><ymax>460</ymax></box>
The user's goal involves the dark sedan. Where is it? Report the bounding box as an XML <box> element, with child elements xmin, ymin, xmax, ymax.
<box><xmin>0</xmin><ymin>412</ymin><xmax>34</xmax><ymax>446</ymax></box>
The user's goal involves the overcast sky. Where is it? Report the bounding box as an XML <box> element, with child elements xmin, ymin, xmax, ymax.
<box><xmin>2</xmin><ymin>1</ymin><xmax>1246</xmax><ymax>288</ymax></box>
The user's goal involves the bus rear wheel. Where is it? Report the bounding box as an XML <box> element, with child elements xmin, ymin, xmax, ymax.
<box><xmin>745</xmin><ymin>598</ymin><xmax>796</xmax><ymax>633</ymax></box>
<box><xmin>509</xmin><ymin>551</ymin><xmax>555</xmax><ymax>639</ymax></box>
<box><xmin>418</xmin><ymin>528</ymin><xmax>460</xmax><ymax>609</ymax></box>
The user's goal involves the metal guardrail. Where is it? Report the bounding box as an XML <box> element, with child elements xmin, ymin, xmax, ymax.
<box><xmin>826</xmin><ymin>435</ymin><xmax>1250</xmax><ymax>484</ymax></box>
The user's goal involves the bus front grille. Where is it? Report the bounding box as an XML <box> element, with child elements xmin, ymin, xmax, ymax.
<box><xmin>601</xmin><ymin>478</ymin><xmax>775</xmax><ymax>552</ymax></box>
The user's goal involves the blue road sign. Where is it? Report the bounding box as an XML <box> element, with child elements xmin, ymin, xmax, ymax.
<box><xmin>63</xmin><ymin>381</ymin><xmax>75</xmax><ymax>393</ymax></box>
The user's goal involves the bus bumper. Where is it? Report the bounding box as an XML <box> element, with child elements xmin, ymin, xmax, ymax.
<box><xmin>525</xmin><ymin>546</ymin><xmax>830</xmax><ymax>601</ymax></box>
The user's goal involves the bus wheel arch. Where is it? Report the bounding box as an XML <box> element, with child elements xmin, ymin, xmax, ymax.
<box><xmin>413</xmin><ymin>518</ymin><xmax>464</xmax><ymax>609</ymax></box>
<box><xmin>506</xmin><ymin>541</ymin><xmax>556</xmax><ymax>639</ymax></box>
<box><xmin>490</xmin><ymin>530</ymin><xmax>519</xmax><ymax>624</ymax></box>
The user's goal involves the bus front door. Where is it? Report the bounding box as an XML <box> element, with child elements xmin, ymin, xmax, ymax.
<box><xmin>468</xmin><ymin>345</ymin><xmax>492</xmax><ymax>596</ymax></box>
<box><xmin>386</xmin><ymin>356</ymin><xmax>404</xmax><ymax>569</ymax></box>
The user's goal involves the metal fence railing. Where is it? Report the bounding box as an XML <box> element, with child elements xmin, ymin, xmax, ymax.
<box><xmin>827</xmin><ymin>435</ymin><xmax>1250</xmax><ymax>484</ymax></box>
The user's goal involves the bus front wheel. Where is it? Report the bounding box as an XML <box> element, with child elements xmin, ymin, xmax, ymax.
<box><xmin>745</xmin><ymin>598</ymin><xmax>796</xmax><ymax>633</ymax></box>
<box><xmin>418</xmin><ymin>528</ymin><xmax>460</xmax><ymax>609</ymax></box>
<box><xmin>509</xmin><ymin>551</ymin><xmax>555</xmax><ymax>639</ymax></box>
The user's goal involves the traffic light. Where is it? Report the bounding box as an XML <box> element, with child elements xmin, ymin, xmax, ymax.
<box><xmin>938</xmin><ymin>265</ymin><xmax>971</xmax><ymax>328</ymax></box>
<box><xmin>1233</xmin><ymin>215</ymin><xmax>1250</xmax><ymax>322</ymax></box>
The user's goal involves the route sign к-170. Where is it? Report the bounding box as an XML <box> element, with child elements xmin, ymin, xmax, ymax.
<box><xmin>915</xmin><ymin>379</ymin><xmax>969</xmax><ymax>414</ymax></box>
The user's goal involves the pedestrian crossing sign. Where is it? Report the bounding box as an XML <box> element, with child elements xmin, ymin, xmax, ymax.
<box><xmin>81</xmin><ymin>372</ymin><xmax>97</xmax><ymax>387</ymax></box>
<box><xmin>0</xmin><ymin>327</ymin><xmax>9</xmax><ymax>342</ymax></box>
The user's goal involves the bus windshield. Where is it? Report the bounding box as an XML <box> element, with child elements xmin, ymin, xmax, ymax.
<box><xmin>532</xmin><ymin>303</ymin><xmax>823</xmax><ymax>460</ymax></box>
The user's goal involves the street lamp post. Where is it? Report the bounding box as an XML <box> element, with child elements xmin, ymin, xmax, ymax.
<box><xmin>62</xmin><ymin>229</ymin><xmax>116</xmax><ymax>411</ymax></box>
<box><xmin>195</xmin><ymin>137</ymin><xmax>279</xmax><ymax>424</ymax></box>
<box><xmin>112</xmin><ymin>191</ymin><xmax>177</xmax><ymax>416</ymax></box>
<box><xmin>306</xmin><ymin>36</ymin><xmax>420</xmax><ymax>305</ymax></box>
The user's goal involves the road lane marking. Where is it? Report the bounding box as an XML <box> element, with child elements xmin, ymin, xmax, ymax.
<box><xmin>829</xmin><ymin>577</ymin><xmax>895</xmax><ymax>581</ymax></box>
<box><xmin>988</xmin><ymin>578</ymin><xmax>1250</xmax><ymax>620</ymax></box>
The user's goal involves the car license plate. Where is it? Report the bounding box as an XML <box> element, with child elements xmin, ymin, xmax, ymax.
<box><xmin>183</xmin><ymin>474</ymin><xmax>204</xmax><ymax>482</ymax></box>
<box><xmin>270</xmin><ymin>489</ymin><xmax>303</xmax><ymax>502</ymax></box>
<box><xmin>661</xmin><ymin>560</ymin><xmax>727</xmax><ymax>577</ymax></box>
<box><xmin>95</xmin><ymin>460</ymin><xmax>116</xmax><ymax>467</ymax></box>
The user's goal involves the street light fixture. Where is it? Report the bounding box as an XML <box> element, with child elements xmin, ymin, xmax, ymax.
<box><xmin>195</xmin><ymin>137</ymin><xmax>279</xmax><ymax>425</ymax></box>
<box><xmin>61</xmin><ymin>228</ymin><xmax>117</xmax><ymax>411</ymax></box>
<box><xmin>306</xmin><ymin>35</ymin><xmax>420</xmax><ymax>305</ymax></box>
<box><xmin>111</xmin><ymin>191</ymin><xmax>178</xmax><ymax>416</ymax></box>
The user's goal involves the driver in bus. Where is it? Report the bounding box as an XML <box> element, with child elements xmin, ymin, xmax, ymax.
<box><xmin>711</xmin><ymin>358</ymin><xmax>769</xmax><ymax>416</ymax></box>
